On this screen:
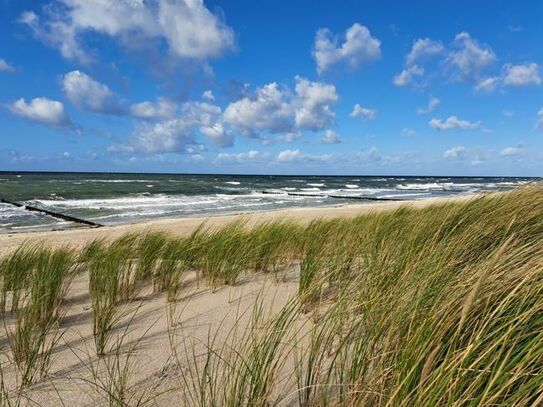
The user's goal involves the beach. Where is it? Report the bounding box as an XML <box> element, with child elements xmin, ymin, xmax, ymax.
<box><xmin>0</xmin><ymin>194</ymin><xmax>475</xmax><ymax>254</ymax></box>
<box><xmin>1</xmin><ymin>187</ymin><xmax>543</xmax><ymax>405</ymax></box>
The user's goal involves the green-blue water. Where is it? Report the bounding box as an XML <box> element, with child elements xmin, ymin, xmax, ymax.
<box><xmin>0</xmin><ymin>172</ymin><xmax>535</xmax><ymax>232</ymax></box>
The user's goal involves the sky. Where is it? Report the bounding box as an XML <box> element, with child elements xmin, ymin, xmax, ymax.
<box><xmin>0</xmin><ymin>0</ymin><xmax>542</xmax><ymax>176</ymax></box>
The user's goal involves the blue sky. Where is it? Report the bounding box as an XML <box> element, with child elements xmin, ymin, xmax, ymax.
<box><xmin>1</xmin><ymin>0</ymin><xmax>542</xmax><ymax>176</ymax></box>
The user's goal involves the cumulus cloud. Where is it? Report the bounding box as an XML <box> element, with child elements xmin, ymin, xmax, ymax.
<box><xmin>223</xmin><ymin>76</ymin><xmax>338</xmax><ymax>138</ymax></box>
<box><xmin>443</xmin><ymin>146</ymin><xmax>466</xmax><ymax>158</ymax></box>
<box><xmin>499</xmin><ymin>146</ymin><xmax>523</xmax><ymax>157</ymax></box>
<box><xmin>276</xmin><ymin>149</ymin><xmax>332</xmax><ymax>163</ymax></box>
<box><xmin>406</xmin><ymin>38</ymin><xmax>445</xmax><ymax>65</ymax></box>
<box><xmin>130</xmin><ymin>98</ymin><xmax>177</xmax><ymax>120</ymax></box>
<box><xmin>350</xmin><ymin>104</ymin><xmax>377</xmax><ymax>121</ymax></box>
<box><xmin>215</xmin><ymin>150</ymin><xmax>268</xmax><ymax>164</ymax></box>
<box><xmin>445</xmin><ymin>32</ymin><xmax>496</xmax><ymax>81</ymax></box>
<box><xmin>393</xmin><ymin>65</ymin><xmax>424</xmax><ymax>86</ymax></box>
<box><xmin>313</xmin><ymin>23</ymin><xmax>381</xmax><ymax>74</ymax></box>
<box><xmin>502</xmin><ymin>63</ymin><xmax>541</xmax><ymax>86</ymax></box>
<box><xmin>321</xmin><ymin>130</ymin><xmax>341</xmax><ymax>144</ymax></box>
<box><xmin>475</xmin><ymin>76</ymin><xmax>500</xmax><ymax>92</ymax></box>
<box><xmin>277</xmin><ymin>149</ymin><xmax>301</xmax><ymax>162</ymax></box>
<box><xmin>200</xmin><ymin>123</ymin><xmax>233</xmax><ymax>147</ymax></box>
<box><xmin>222</xmin><ymin>82</ymin><xmax>293</xmax><ymax>136</ymax></box>
<box><xmin>9</xmin><ymin>97</ymin><xmax>73</xmax><ymax>128</ymax></box>
<box><xmin>429</xmin><ymin>116</ymin><xmax>481</xmax><ymax>131</ymax></box>
<box><xmin>114</xmin><ymin>101</ymin><xmax>225</xmax><ymax>154</ymax></box>
<box><xmin>62</xmin><ymin>70</ymin><xmax>125</xmax><ymax>115</ymax></box>
<box><xmin>417</xmin><ymin>96</ymin><xmax>440</xmax><ymax>114</ymax></box>
<box><xmin>202</xmin><ymin>90</ymin><xmax>215</xmax><ymax>101</ymax></box>
<box><xmin>294</xmin><ymin>77</ymin><xmax>338</xmax><ymax>131</ymax></box>
<box><xmin>393</xmin><ymin>38</ymin><xmax>443</xmax><ymax>86</ymax></box>
<box><xmin>395</xmin><ymin>33</ymin><xmax>496</xmax><ymax>89</ymax></box>
<box><xmin>472</xmin><ymin>63</ymin><xmax>540</xmax><ymax>92</ymax></box>
<box><xmin>118</xmin><ymin>119</ymin><xmax>200</xmax><ymax>154</ymax></box>
<box><xmin>117</xmin><ymin>76</ymin><xmax>338</xmax><ymax>154</ymax></box>
<box><xmin>0</xmin><ymin>58</ymin><xmax>16</xmax><ymax>73</ymax></box>
<box><xmin>20</xmin><ymin>0</ymin><xmax>235</xmax><ymax>64</ymax></box>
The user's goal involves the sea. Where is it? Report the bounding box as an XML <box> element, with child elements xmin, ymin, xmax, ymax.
<box><xmin>0</xmin><ymin>172</ymin><xmax>536</xmax><ymax>233</ymax></box>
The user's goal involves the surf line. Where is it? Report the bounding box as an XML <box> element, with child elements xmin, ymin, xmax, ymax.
<box><xmin>1</xmin><ymin>198</ymin><xmax>103</xmax><ymax>228</ymax></box>
<box><xmin>258</xmin><ymin>190</ymin><xmax>403</xmax><ymax>202</ymax></box>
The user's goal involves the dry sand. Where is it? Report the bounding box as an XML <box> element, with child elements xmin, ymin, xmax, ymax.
<box><xmin>0</xmin><ymin>194</ymin><xmax>479</xmax><ymax>405</ymax></box>
<box><xmin>0</xmin><ymin>194</ymin><xmax>476</xmax><ymax>255</ymax></box>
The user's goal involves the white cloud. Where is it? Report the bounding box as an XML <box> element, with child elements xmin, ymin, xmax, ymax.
<box><xmin>350</xmin><ymin>103</ymin><xmax>377</xmax><ymax>121</ymax></box>
<box><xmin>215</xmin><ymin>150</ymin><xmax>268</xmax><ymax>164</ymax></box>
<box><xmin>417</xmin><ymin>96</ymin><xmax>440</xmax><ymax>114</ymax></box>
<box><xmin>200</xmin><ymin>123</ymin><xmax>233</xmax><ymax>147</ymax></box>
<box><xmin>393</xmin><ymin>65</ymin><xmax>424</xmax><ymax>86</ymax></box>
<box><xmin>475</xmin><ymin>76</ymin><xmax>500</xmax><ymax>92</ymax></box>
<box><xmin>445</xmin><ymin>32</ymin><xmax>496</xmax><ymax>81</ymax></box>
<box><xmin>62</xmin><ymin>70</ymin><xmax>124</xmax><ymax>114</ymax></box>
<box><xmin>276</xmin><ymin>149</ymin><xmax>332</xmax><ymax>163</ymax></box>
<box><xmin>222</xmin><ymin>82</ymin><xmax>293</xmax><ymax>136</ymax></box>
<box><xmin>321</xmin><ymin>130</ymin><xmax>341</xmax><ymax>144</ymax></box>
<box><xmin>130</xmin><ymin>98</ymin><xmax>177</xmax><ymax>120</ymax></box>
<box><xmin>0</xmin><ymin>58</ymin><xmax>16</xmax><ymax>73</ymax></box>
<box><xmin>119</xmin><ymin>119</ymin><xmax>199</xmax><ymax>154</ymax></box>
<box><xmin>443</xmin><ymin>146</ymin><xmax>466</xmax><ymax>158</ymax></box>
<box><xmin>202</xmin><ymin>90</ymin><xmax>215</xmax><ymax>101</ymax></box>
<box><xmin>499</xmin><ymin>146</ymin><xmax>523</xmax><ymax>157</ymax></box>
<box><xmin>313</xmin><ymin>23</ymin><xmax>381</xmax><ymax>74</ymax></box>
<box><xmin>277</xmin><ymin>149</ymin><xmax>301</xmax><ymax>162</ymax></box>
<box><xmin>406</xmin><ymin>38</ymin><xmax>445</xmax><ymax>65</ymax></box>
<box><xmin>429</xmin><ymin>116</ymin><xmax>481</xmax><ymax>131</ymax></box>
<box><xmin>114</xmin><ymin>101</ymin><xmax>224</xmax><ymax>153</ymax></box>
<box><xmin>294</xmin><ymin>77</ymin><xmax>338</xmax><ymax>131</ymax></box>
<box><xmin>20</xmin><ymin>0</ymin><xmax>235</xmax><ymax>64</ymax></box>
<box><xmin>9</xmin><ymin>97</ymin><xmax>72</xmax><ymax>128</ymax></box>
<box><xmin>393</xmin><ymin>38</ymin><xmax>443</xmax><ymax>87</ymax></box>
<box><xmin>275</xmin><ymin>132</ymin><xmax>302</xmax><ymax>144</ymax></box>
<box><xmin>222</xmin><ymin>76</ymin><xmax>338</xmax><ymax>138</ymax></box>
<box><xmin>157</xmin><ymin>0</ymin><xmax>235</xmax><ymax>59</ymax></box>
<box><xmin>537</xmin><ymin>108</ymin><xmax>543</xmax><ymax>129</ymax></box>
<box><xmin>502</xmin><ymin>63</ymin><xmax>541</xmax><ymax>86</ymax></box>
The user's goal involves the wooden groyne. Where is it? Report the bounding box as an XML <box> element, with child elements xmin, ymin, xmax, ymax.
<box><xmin>1</xmin><ymin>199</ymin><xmax>103</xmax><ymax>228</ymax></box>
<box><xmin>258</xmin><ymin>190</ymin><xmax>403</xmax><ymax>202</ymax></box>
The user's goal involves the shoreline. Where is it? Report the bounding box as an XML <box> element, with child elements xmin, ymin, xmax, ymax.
<box><xmin>0</xmin><ymin>193</ymin><xmax>478</xmax><ymax>254</ymax></box>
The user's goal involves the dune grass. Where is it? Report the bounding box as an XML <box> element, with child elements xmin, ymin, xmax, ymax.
<box><xmin>0</xmin><ymin>186</ymin><xmax>542</xmax><ymax>404</ymax></box>
<box><xmin>3</xmin><ymin>247</ymin><xmax>74</xmax><ymax>388</ymax></box>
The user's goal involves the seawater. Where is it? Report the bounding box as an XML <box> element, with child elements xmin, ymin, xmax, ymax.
<box><xmin>0</xmin><ymin>172</ymin><xmax>535</xmax><ymax>232</ymax></box>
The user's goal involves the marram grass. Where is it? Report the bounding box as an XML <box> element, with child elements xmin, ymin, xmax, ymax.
<box><xmin>0</xmin><ymin>186</ymin><xmax>542</xmax><ymax>404</ymax></box>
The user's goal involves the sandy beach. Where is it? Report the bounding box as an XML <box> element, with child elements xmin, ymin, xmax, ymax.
<box><xmin>0</xmin><ymin>194</ymin><xmax>475</xmax><ymax>254</ymax></box>
<box><xmin>3</xmin><ymin>188</ymin><xmax>542</xmax><ymax>405</ymax></box>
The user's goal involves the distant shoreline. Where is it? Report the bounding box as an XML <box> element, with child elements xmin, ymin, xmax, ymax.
<box><xmin>0</xmin><ymin>193</ymin><xmax>478</xmax><ymax>254</ymax></box>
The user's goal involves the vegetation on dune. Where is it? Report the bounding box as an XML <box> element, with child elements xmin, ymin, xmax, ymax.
<box><xmin>1</xmin><ymin>247</ymin><xmax>74</xmax><ymax>388</ymax></box>
<box><xmin>0</xmin><ymin>186</ymin><xmax>542</xmax><ymax>404</ymax></box>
